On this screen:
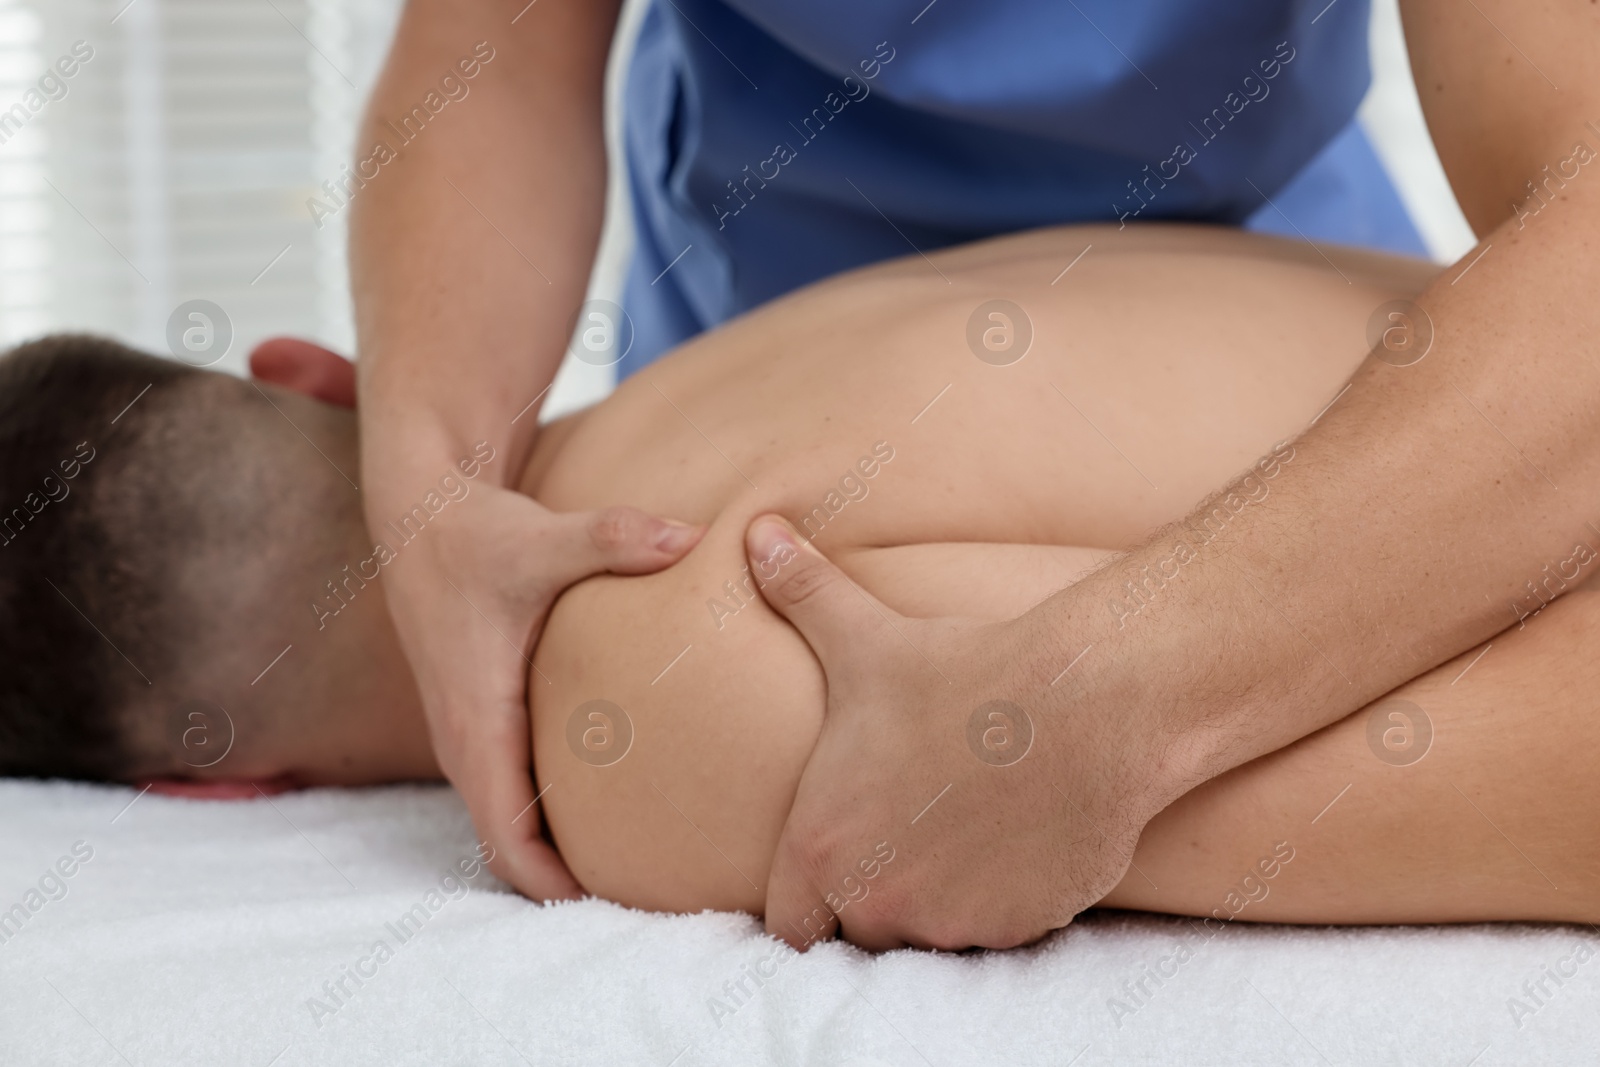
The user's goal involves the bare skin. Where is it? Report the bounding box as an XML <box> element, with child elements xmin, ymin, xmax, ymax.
<box><xmin>351</xmin><ymin>0</ymin><xmax>1600</xmax><ymax>944</ymax></box>
<box><xmin>740</xmin><ymin>0</ymin><xmax>1600</xmax><ymax>951</ymax></box>
<box><xmin>522</xmin><ymin>224</ymin><xmax>1600</xmax><ymax>930</ymax></box>
<box><xmin>350</xmin><ymin>0</ymin><xmax>696</xmax><ymax>902</ymax></box>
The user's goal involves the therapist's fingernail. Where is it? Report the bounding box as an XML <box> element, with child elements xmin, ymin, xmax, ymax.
<box><xmin>746</xmin><ymin>515</ymin><xmax>797</xmax><ymax>559</ymax></box>
<box><xmin>750</xmin><ymin>515</ymin><xmax>823</xmax><ymax>560</ymax></box>
<box><xmin>654</xmin><ymin>519</ymin><xmax>702</xmax><ymax>553</ymax></box>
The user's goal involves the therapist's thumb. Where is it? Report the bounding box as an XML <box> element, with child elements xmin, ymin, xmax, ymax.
<box><xmin>546</xmin><ymin>505</ymin><xmax>705</xmax><ymax>588</ymax></box>
<box><xmin>746</xmin><ymin>515</ymin><xmax>895</xmax><ymax>669</ymax></box>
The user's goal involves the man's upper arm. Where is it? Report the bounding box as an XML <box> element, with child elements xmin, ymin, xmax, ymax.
<box><xmin>1401</xmin><ymin>0</ymin><xmax>1600</xmax><ymax>236</ymax></box>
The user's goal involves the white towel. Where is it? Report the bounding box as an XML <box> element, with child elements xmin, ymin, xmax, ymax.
<box><xmin>1</xmin><ymin>779</ymin><xmax>1593</xmax><ymax>1066</ymax></box>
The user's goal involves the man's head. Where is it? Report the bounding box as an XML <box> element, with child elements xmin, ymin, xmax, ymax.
<box><xmin>0</xmin><ymin>334</ymin><xmax>437</xmax><ymax>791</ymax></box>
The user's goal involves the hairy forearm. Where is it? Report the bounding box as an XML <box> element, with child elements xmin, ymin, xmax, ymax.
<box><xmin>350</xmin><ymin>0</ymin><xmax>619</xmax><ymax>499</ymax></box>
<box><xmin>1031</xmin><ymin>167</ymin><xmax>1600</xmax><ymax>795</ymax></box>
<box><xmin>1015</xmin><ymin>0</ymin><xmax>1600</xmax><ymax>800</ymax></box>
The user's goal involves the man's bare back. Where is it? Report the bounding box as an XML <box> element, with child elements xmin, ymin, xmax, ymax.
<box><xmin>520</xmin><ymin>224</ymin><xmax>1600</xmax><ymax>927</ymax></box>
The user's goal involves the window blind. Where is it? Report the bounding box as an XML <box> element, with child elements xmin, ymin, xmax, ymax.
<box><xmin>0</xmin><ymin>0</ymin><xmax>635</xmax><ymax>417</ymax></box>
<box><xmin>0</xmin><ymin>0</ymin><xmax>405</xmax><ymax>374</ymax></box>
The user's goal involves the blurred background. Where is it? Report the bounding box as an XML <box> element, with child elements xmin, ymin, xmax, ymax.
<box><xmin>0</xmin><ymin>0</ymin><xmax>1472</xmax><ymax>419</ymax></box>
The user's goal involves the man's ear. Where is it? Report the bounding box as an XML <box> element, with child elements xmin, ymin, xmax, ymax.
<box><xmin>249</xmin><ymin>337</ymin><xmax>356</xmax><ymax>409</ymax></box>
<box><xmin>139</xmin><ymin>775</ymin><xmax>298</xmax><ymax>800</ymax></box>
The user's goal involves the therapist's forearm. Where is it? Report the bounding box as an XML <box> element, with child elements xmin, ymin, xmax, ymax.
<box><xmin>350</xmin><ymin>0</ymin><xmax>620</xmax><ymax>491</ymax></box>
<box><xmin>1029</xmin><ymin>0</ymin><xmax>1600</xmax><ymax>800</ymax></box>
<box><xmin>1034</xmin><ymin>180</ymin><xmax>1600</xmax><ymax>794</ymax></box>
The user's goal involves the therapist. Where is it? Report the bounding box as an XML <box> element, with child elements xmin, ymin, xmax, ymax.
<box><xmin>352</xmin><ymin>0</ymin><xmax>1600</xmax><ymax>948</ymax></box>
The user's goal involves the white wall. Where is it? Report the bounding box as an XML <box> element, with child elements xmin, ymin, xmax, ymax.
<box><xmin>1358</xmin><ymin>0</ymin><xmax>1476</xmax><ymax>262</ymax></box>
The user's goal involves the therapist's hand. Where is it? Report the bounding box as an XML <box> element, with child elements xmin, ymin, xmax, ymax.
<box><xmin>346</xmin><ymin>0</ymin><xmax>635</xmax><ymax>901</ymax></box>
<box><xmin>382</xmin><ymin>478</ymin><xmax>703</xmax><ymax>901</ymax></box>
<box><xmin>747</xmin><ymin>516</ymin><xmax>1181</xmax><ymax>951</ymax></box>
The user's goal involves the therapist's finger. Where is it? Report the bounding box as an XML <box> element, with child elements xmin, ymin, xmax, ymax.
<box><xmin>540</xmin><ymin>505</ymin><xmax>705</xmax><ymax>588</ymax></box>
<box><xmin>458</xmin><ymin>711</ymin><xmax>582</xmax><ymax>902</ymax></box>
<box><xmin>745</xmin><ymin>515</ymin><xmax>900</xmax><ymax>673</ymax></box>
<box><xmin>763</xmin><ymin>828</ymin><xmax>840</xmax><ymax>950</ymax></box>
<box><xmin>764</xmin><ymin>828</ymin><xmax>911</xmax><ymax>952</ymax></box>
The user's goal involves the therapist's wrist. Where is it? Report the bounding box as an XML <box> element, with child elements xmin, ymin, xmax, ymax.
<box><xmin>354</xmin><ymin>337</ymin><xmax>555</xmax><ymax>491</ymax></box>
<box><xmin>1018</xmin><ymin>544</ymin><xmax>1259</xmax><ymax>812</ymax></box>
<box><xmin>358</xmin><ymin>399</ymin><xmax>522</xmax><ymax>507</ymax></box>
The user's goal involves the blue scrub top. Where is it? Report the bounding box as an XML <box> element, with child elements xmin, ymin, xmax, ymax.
<box><xmin>617</xmin><ymin>0</ymin><xmax>1427</xmax><ymax>377</ymax></box>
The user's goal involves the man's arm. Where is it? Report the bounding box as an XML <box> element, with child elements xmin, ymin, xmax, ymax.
<box><xmin>351</xmin><ymin>0</ymin><xmax>701</xmax><ymax>901</ymax></box>
<box><xmin>752</xmin><ymin>0</ymin><xmax>1600</xmax><ymax>949</ymax></box>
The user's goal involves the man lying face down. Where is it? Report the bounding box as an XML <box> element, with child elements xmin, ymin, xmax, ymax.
<box><xmin>0</xmin><ymin>334</ymin><xmax>441</xmax><ymax>791</ymax></box>
<box><xmin>4</xmin><ymin>223</ymin><xmax>1598</xmax><ymax>937</ymax></box>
